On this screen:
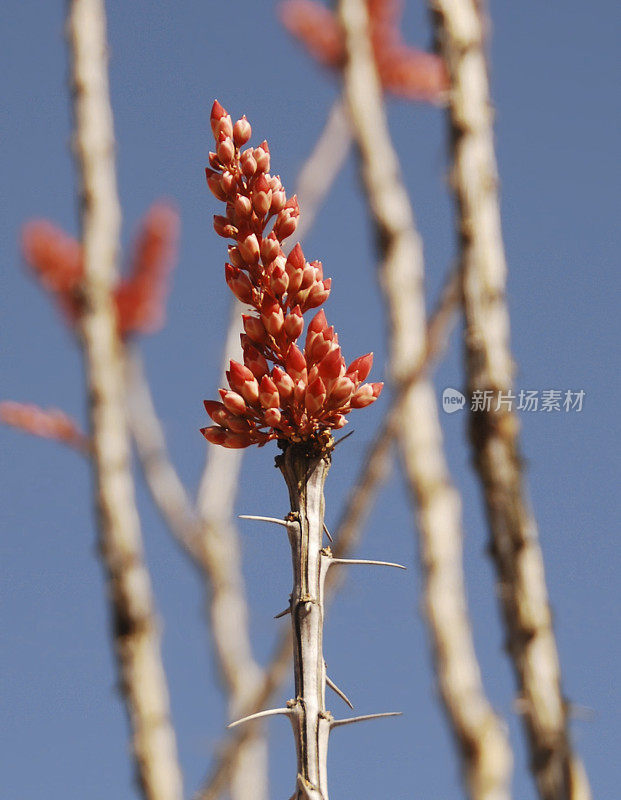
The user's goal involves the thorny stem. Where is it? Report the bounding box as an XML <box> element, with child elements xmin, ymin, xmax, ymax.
<box><xmin>66</xmin><ymin>2</ymin><xmax>183</xmax><ymax>799</ymax></box>
<box><xmin>277</xmin><ymin>439</ymin><xmax>332</xmax><ymax>799</ymax></box>
<box><xmin>429</xmin><ymin>2</ymin><xmax>591</xmax><ymax>799</ymax></box>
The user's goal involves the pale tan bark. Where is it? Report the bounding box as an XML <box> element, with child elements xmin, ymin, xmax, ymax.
<box><xmin>336</xmin><ymin>1</ymin><xmax>513</xmax><ymax>798</ymax></box>
<box><xmin>66</xmin><ymin>2</ymin><xmax>183</xmax><ymax>799</ymax></box>
<box><xmin>429</xmin><ymin>2</ymin><xmax>591</xmax><ymax>799</ymax></box>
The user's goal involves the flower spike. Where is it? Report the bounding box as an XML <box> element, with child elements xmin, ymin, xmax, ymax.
<box><xmin>201</xmin><ymin>104</ymin><xmax>383</xmax><ymax>449</ymax></box>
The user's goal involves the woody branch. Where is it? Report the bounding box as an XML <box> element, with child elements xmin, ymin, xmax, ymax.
<box><xmin>429</xmin><ymin>2</ymin><xmax>591</xmax><ymax>798</ymax></box>
<box><xmin>66</xmin><ymin>2</ymin><xmax>183</xmax><ymax>799</ymax></box>
<box><xmin>337</xmin><ymin>0</ymin><xmax>513</xmax><ymax>797</ymax></box>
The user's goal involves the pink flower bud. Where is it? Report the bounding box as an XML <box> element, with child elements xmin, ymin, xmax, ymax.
<box><xmin>311</xmin><ymin>260</ymin><xmax>323</xmax><ymax>281</ymax></box>
<box><xmin>225</xmin><ymin>263</ymin><xmax>254</xmax><ymax>304</ymax></box>
<box><xmin>260</xmin><ymin>297</ymin><xmax>285</xmax><ymax>337</ymax></box>
<box><xmin>305</xmin><ymin>377</ymin><xmax>327</xmax><ymax>414</ymax></box>
<box><xmin>270</xmin><ymin>190</ymin><xmax>287</xmax><ymax>214</ymax></box>
<box><xmin>238</xmin><ymin>232</ymin><xmax>260</xmax><ymax>264</ymax></box>
<box><xmin>205</xmin><ymin>168</ymin><xmax>227</xmax><ymax>201</ymax></box>
<box><xmin>240</xmin><ymin>149</ymin><xmax>257</xmax><ymax>177</ymax></box>
<box><xmin>332</xmin><ymin>414</ymin><xmax>348</xmax><ymax>429</ymax></box>
<box><xmin>252</xmin><ymin>187</ymin><xmax>272</xmax><ymax>217</ymax></box>
<box><xmin>272</xmin><ymin>366</ymin><xmax>295</xmax><ymax>400</ymax></box>
<box><xmin>306</xmin><ymin>280</ymin><xmax>331</xmax><ymax>309</ymax></box>
<box><xmin>203</xmin><ymin>400</ymin><xmax>227</xmax><ymax>424</ymax></box>
<box><xmin>228</xmin><ymin>246</ymin><xmax>244</xmax><ymax>268</ymax></box>
<box><xmin>219</xmin><ymin>389</ymin><xmax>248</xmax><ymax>415</ymax></box>
<box><xmin>350</xmin><ymin>382</ymin><xmax>383</xmax><ymax>409</ymax></box>
<box><xmin>210</xmin><ymin>100</ymin><xmax>228</xmax><ymax>135</ymax></box>
<box><xmin>263</xmin><ymin>408</ymin><xmax>282</xmax><ymax>427</ymax></box>
<box><xmin>329</xmin><ymin>375</ymin><xmax>355</xmax><ymax>405</ymax></box>
<box><xmin>227</xmin><ymin>361</ymin><xmax>255</xmax><ymax>392</ymax></box>
<box><xmin>285</xmin><ymin>344</ymin><xmax>307</xmax><ymax>383</ymax></box>
<box><xmin>304</xmin><ymin>279</ymin><xmax>331</xmax><ymax>310</ymax></box>
<box><xmin>220</xmin><ymin>430</ymin><xmax>254</xmax><ymax>449</ymax></box>
<box><xmin>284</xmin><ymin>305</ymin><xmax>303</xmax><ymax>340</ymax></box>
<box><xmin>260</xmin><ymin>234</ymin><xmax>281</xmax><ymax>264</ymax></box>
<box><xmin>318</xmin><ymin>346</ymin><xmax>343</xmax><ymax>382</ymax></box>
<box><xmin>270</xmin><ymin>263</ymin><xmax>289</xmax><ymax>295</ymax></box>
<box><xmin>240</xmin><ymin>375</ymin><xmax>259</xmax><ymax>405</ymax></box>
<box><xmin>201</xmin><ymin>425</ymin><xmax>227</xmax><ymax>446</ymax></box>
<box><xmin>243</xmin><ymin>315</ymin><xmax>269</xmax><ymax>345</ymax></box>
<box><xmin>259</xmin><ymin>375</ymin><xmax>280</xmax><ymax>409</ymax></box>
<box><xmin>233</xmin><ymin>115</ymin><xmax>252</xmax><ymax>147</ymax></box>
<box><xmin>243</xmin><ymin>345</ymin><xmax>269</xmax><ymax>379</ymax></box>
<box><xmin>254</xmin><ymin>145</ymin><xmax>270</xmax><ymax>172</ymax></box>
<box><xmin>346</xmin><ymin>353</ymin><xmax>374</xmax><ymax>383</ymax></box>
<box><xmin>293</xmin><ymin>379</ymin><xmax>307</xmax><ymax>404</ymax></box>
<box><xmin>234</xmin><ymin>195</ymin><xmax>252</xmax><ymax>219</ymax></box>
<box><xmin>221</xmin><ymin>171</ymin><xmax>237</xmax><ymax>196</ymax></box>
<box><xmin>217</xmin><ymin>135</ymin><xmax>235</xmax><ymax>164</ymax></box>
<box><xmin>213</xmin><ymin>215</ymin><xmax>238</xmax><ymax>238</ymax></box>
<box><xmin>273</xmin><ymin>199</ymin><xmax>299</xmax><ymax>241</ymax></box>
<box><xmin>308</xmin><ymin>309</ymin><xmax>328</xmax><ymax>334</ymax></box>
<box><xmin>208</xmin><ymin>151</ymin><xmax>221</xmax><ymax>169</ymax></box>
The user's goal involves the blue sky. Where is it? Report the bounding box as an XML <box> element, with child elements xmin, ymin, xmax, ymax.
<box><xmin>1</xmin><ymin>2</ymin><xmax>619</xmax><ymax>799</ymax></box>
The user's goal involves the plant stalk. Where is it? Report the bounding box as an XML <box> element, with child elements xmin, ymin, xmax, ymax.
<box><xmin>277</xmin><ymin>440</ymin><xmax>332</xmax><ymax>800</ymax></box>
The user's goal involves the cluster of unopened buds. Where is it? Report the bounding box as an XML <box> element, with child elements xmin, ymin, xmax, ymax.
<box><xmin>21</xmin><ymin>203</ymin><xmax>179</xmax><ymax>337</ymax></box>
<box><xmin>202</xmin><ymin>101</ymin><xmax>382</xmax><ymax>449</ymax></box>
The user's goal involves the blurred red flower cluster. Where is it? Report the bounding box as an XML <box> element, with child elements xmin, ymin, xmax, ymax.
<box><xmin>0</xmin><ymin>401</ymin><xmax>88</xmax><ymax>452</ymax></box>
<box><xmin>21</xmin><ymin>203</ymin><xmax>179</xmax><ymax>337</ymax></box>
<box><xmin>201</xmin><ymin>101</ymin><xmax>382</xmax><ymax>449</ymax></box>
<box><xmin>279</xmin><ymin>0</ymin><xmax>448</xmax><ymax>102</ymax></box>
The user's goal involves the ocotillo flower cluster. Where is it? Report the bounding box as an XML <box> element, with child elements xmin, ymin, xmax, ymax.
<box><xmin>201</xmin><ymin>100</ymin><xmax>382</xmax><ymax>449</ymax></box>
<box><xmin>21</xmin><ymin>203</ymin><xmax>179</xmax><ymax>337</ymax></box>
<box><xmin>279</xmin><ymin>0</ymin><xmax>448</xmax><ymax>102</ymax></box>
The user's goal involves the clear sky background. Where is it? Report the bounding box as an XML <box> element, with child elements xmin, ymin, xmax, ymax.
<box><xmin>1</xmin><ymin>2</ymin><xmax>619</xmax><ymax>799</ymax></box>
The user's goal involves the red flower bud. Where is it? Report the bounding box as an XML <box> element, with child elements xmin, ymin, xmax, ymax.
<box><xmin>210</xmin><ymin>100</ymin><xmax>228</xmax><ymax>135</ymax></box>
<box><xmin>213</xmin><ymin>215</ymin><xmax>237</xmax><ymax>238</ymax></box>
<box><xmin>228</xmin><ymin>246</ymin><xmax>245</xmax><ymax>268</ymax></box>
<box><xmin>243</xmin><ymin>345</ymin><xmax>269</xmax><ymax>379</ymax></box>
<box><xmin>238</xmin><ymin>232</ymin><xmax>260</xmax><ymax>264</ymax></box>
<box><xmin>219</xmin><ymin>389</ymin><xmax>248</xmax><ymax>415</ymax></box>
<box><xmin>260</xmin><ymin>234</ymin><xmax>281</xmax><ymax>264</ymax></box>
<box><xmin>273</xmin><ymin>200</ymin><xmax>299</xmax><ymax>241</ymax></box>
<box><xmin>350</xmin><ymin>382</ymin><xmax>383</xmax><ymax>409</ymax></box>
<box><xmin>234</xmin><ymin>195</ymin><xmax>252</xmax><ymax>219</ymax></box>
<box><xmin>309</xmin><ymin>309</ymin><xmax>328</xmax><ymax>334</ymax></box>
<box><xmin>221</xmin><ymin>171</ymin><xmax>237</xmax><ymax>196</ymax></box>
<box><xmin>227</xmin><ymin>360</ymin><xmax>255</xmax><ymax>392</ymax></box>
<box><xmin>260</xmin><ymin>297</ymin><xmax>285</xmax><ymax>336</ymax></box>
<box><xmin>305</xmin><ymin>377</ymin><xmax>327</xmax><ymax>414</ymax></box>
<box><xmin>270</xmin><ymin>190</ymin><xmax>287</xmax><ymax>214</ymax></box>
<box><xmin>240</xmin><ymin>149</ymin><xmax>257</xmax><ymax>177</ymax></box>
<box><xmin>283</xmin><ymin>305</ymin><xmax>303</xmax><ymax>340</ymax></box>
<box><xmin>201</xmin><ymin>425</ymin><xmax>227</xmax><ymax>446</ymax></box>
<box><xmin>259</xmin><ymin>375</ymin><xmax>280</xmax><ymax>409</ymax></box>
<box><xmin>329</xmin><ymin>375</ymin><xmax>355</xmax><ymax>405</ymax></box>
<box><xmin>233</xmin><ymin>115</ymin><xmax>252</xmax><ymax>147</ymax></box>
<box><xmin>285</xmin><ymin>344</ymin><xmax>307</xmax><ymax>383</ymax></box>
<box><xmin>254</xmin><ymin>145</ymin><xmax>270</xmax><ymax>172</ymax></box>
<box><xmin>217</xmin><ymin>135</ymin><xmax>235</xmax><ymax>164</ymax></box>
<box><xmin>263</xmin><ymin>408</ymin><xmax>282</xmax><ymax>427</ymax></box>
<box><xmin>206</xmin><ymin>168</ymin><xmax>227</xmax><ymax>201</ymax></box>
<box><xmin>346</xmin><ymin>353</ymin><xmax>374</xmax><ymax>383</ymax></box>
<box><xmin>225</xmin><ymin>263</ymin><xmax>254</xmax><ymax>304</ymax></box>
<box><xmin>318</xmin><ymin>346</ymin><xmax>343</xmax><ymax>382</ymax></box>
<box><xmin>272</xmin><ymin>366</ymin><xmax>295</xmax><ymax>400</ymax></box>
<box><xmin>243</xmin><ymin>314</ymin><xmax>269</xmax><ymax>345</ymax></box>
<box><xmin>270</xmin><ymin>263</ymin><xmax>289</xmax><ymax>296</ymax></box>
